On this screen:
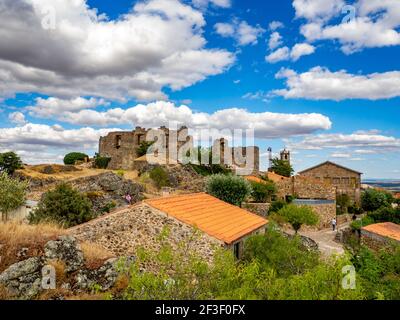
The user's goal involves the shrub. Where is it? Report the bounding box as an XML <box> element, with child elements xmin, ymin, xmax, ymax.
<box><xmin>350</xmin><ymin>216</ymin><xmax>375</xmax><ymax>231</ymax></box>
<box><xmin>361</xmin><ymin>189</ymin><xmax>394</xmax><ymax>212</ymax></box>
<box><xmin>116</xmin><ymin>169</ymin><xmax>125</xmax><ymax>177</ymax></box>
<box><xmin>136</xmin><ymin>141</ymin><xmax>155</xmax><ymax>158</ymax></box>
<box><xmin>269</xmin><ymin>200</ymin><xmax>287</xmax><ymax>214</ymax></box>
<box><xmin>149</xmin><ymin>166</ymin><xmax>170</xmax><ymax>189</ymax></box>
<box><xmin>348</xmin><ymin>205</ymin><xmax>364</xmax><ymax>215</ymax></box>
<box><xmin>0</xmin><ymin>152</ymin><xmax>23</xmax><ymax>175</ymax></box>
<box><xmin>270</xmin><ymin>158</ymin><xmax>294</xmax><ymax>177</ymax></box>
<box><xmin>250</xmin><ymin>180</ymin><xmax>276</xmax><ymax>203</ymax></box>
<box><xmin>273</xmin><ymin>204</ymin><xmax>319</xmax><ymax>234</ymax></box>
<box><xmin>336</xmin><ymin>193</ymin><xmax>351</xmax><ymax>215</ymax></box>
<box><xmin>368</xmin><ymin>206</ymin><xmax>400</xmax><ymax>224</ymax></box>
<box><xmin>0</xmin><ymin>172</ymin><xmax>28</xmax><ymax>221</ymax></box>
<box><xmin>29</xmin><ymin>183</ymin><xmax>94</xmax><ymax>228</ymax></box>
<box><xmin>206</xmin><ymin>174</ymin><xmax>251</xmax><ymax>206</ymax></box>
<box><xmin>94</xmin><ymin>155</ymin><xmax>111</xmax><ymax>169</ymax></box>
<box><xmin>63</xmin><ymin>152</ymin><xmax>88</xmax><ymax>165</ymax></box>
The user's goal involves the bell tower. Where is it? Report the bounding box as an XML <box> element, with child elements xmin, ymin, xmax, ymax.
<box><xmin>280</xmin><ymin>149</ymin><xmax>290</xmax><ymax>165</ymax></box>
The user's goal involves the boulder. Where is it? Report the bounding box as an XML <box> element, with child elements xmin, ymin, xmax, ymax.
<box><xmin>44</xmin><ymin>236</ymin><xmax>84</xmax><ymax>272</ymax></box>
<box><xmin>0</xmin><ymin>257</ymin><xmax>44</xmax><ymax>299</ymax></box>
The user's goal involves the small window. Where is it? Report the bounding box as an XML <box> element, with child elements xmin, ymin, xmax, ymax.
<box><xmin>333</xmin><ymin>178</ymin><xmax>340</xmax><ymax>185</ymax></box>
<box><xmin>234</xmin><ymin>242</ymin><xmax>241</xmax><ymax>260</ymax></box>
<box><xmin>116</xmin><ymin>135</ymin><xmax>122</xmax><ymax>149</ymax></box>
<box><xmin>342</xmin><ymin>177</ymin><xmax>350</xmax><ymax>185</ymax></box>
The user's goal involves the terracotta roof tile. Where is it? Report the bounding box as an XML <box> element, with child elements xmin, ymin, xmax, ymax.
<box><xmin>245</xmin><ymin>176</ymin><xmax>266</xmax><ymax>184</ymax></box>
<box><xmin>145</xmin><ymin>193</ymin><xmax>268</xmax><ymax>244</ymax></box>
<box><xmin>362</xmin><ymin>222</ymin><xmax>400</xmax><ymax>242</ymax></box>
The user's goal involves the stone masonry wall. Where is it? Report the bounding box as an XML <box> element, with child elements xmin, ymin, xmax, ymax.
<box><xmin>307</xmin><ymin>203</ymin><xmax>337</xmax><ymax>229</ymax></box>
<box><xmin>69</xmin><ymin>204</ymin><xmax>224</xmax><ymax>263</ymax></box>
<box><xmin>361</xmin><ymin>230</ymin><xmax>400</xmax><ymax>250</ymax></box>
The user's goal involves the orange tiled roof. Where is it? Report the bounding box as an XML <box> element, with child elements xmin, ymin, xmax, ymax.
<box><xmin>145</xmin><ymin>193</ymin><xmax>268</xmax><ymax>244</ymax></box>
<box><xmin>362</xmin><ymin>222</ymin><xmax>400</xmax><ymax>242</ymax></box>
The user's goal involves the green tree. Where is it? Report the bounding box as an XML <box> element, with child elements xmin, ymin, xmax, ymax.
<box><xmin>0</xmin><ymin>152</ymin><xmax>23</xmax><ymax>175</ymax></box>
<box><xmin>63</xmin><ymin>152</ymin><xmax>89</xmax><ymax>165</ymax></box>
<box><xmin>274</xmin><ymin>204</ymin><xmax>319</xmax><ymax>234</ymax></box>
<box><xmin>0</xmin><ymin>172</ymin><xmax>28</xmax><ymax>221</ymax></box>
<box><xmin>336</xmin><ymin>193</ymin><xmax>351</xmax><ymax>215</ymax></box>
<box><xmin>206</xmin><ymin>174</ymin><xmax>252</xmax><ymax>206</ymax></box>
<box><xmin>250</xmin><ymin>180</ymin><xmax>276</xmax><ymax>203</ymax></box>
<box><xmin>270</xmin><ymin>158</ymin><xmax>294</xmax><ymax>177</ymax></box>
<box><xmin>136</xmin><ymin>141</ymin><xmax>155</xmax><ymax>158</ymax></box>
<box><xmin>361</xmin><ymin>189</ymin><xmax>394</xmax><ymax>212</ymax></box>
<box><xmin>368</xmin><ymin>206</ymin><xmax>400</xmax><ymax>224</ymax></box>
<box><xmin>269</xmin><ymin>200</ymin><xmax>287</xmax><ymax>214</ymax></box>
<box><xmin>188</xmin><ymin>147</ymin><xmax>231</xmax><ymax>176</ymax></box>
<box><xmin>29</xmin><ymin>183</ymin><xmax>94</xmax><ymax>228</ymax></box>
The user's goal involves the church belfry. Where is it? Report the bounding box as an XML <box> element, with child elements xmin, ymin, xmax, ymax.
<box><xmin>280</xmin><ymin>149</ymin><xmax>290</xmax><ymax>165</ymax></box>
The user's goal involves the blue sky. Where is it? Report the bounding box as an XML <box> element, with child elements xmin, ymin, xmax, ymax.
<box><xmin>0</xmin><ymin>0</ymin><xmax>399</xmax><ymax>179</ymax></box>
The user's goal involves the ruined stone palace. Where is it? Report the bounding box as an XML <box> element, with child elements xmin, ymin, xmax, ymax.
<box><xmin>99</xmin><ymin>127</ymin><xmax>260</xmax><ymax>173</ymax></box>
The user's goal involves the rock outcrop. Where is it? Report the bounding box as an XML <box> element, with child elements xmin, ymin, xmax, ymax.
<box><xmin>44</xmin><ymin>236</ymin><xmax>84</xmax><ymax>272</ymax></box>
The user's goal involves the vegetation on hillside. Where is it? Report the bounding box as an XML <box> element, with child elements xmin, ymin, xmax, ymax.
<box><xmin>29</xmin><ymin>183</ymin><xmax>94</xmax><ymax>228</ymax></box>
<box><xmin>0</xmin><ymin>152</ymin><xmax>23</xmax><ymax>175</ymax></box>
<box><xmin>63</xmin><ymin>152</ymin><xmax>89</xmax><ymax>165</ymax></box>
<box><xmin>272</xmin><ymin>204</ymin><xmax>319</xmax><ymax>234</ymax></box>
<box><xmin>0</xmin><ymin>172</ymin><xmax>28</xmax><ymax>221</ymax></box>
<box><xmin>188</xmin><ymin>147</ymin><xmax>231</xmax><ymax>176</ymax></box>
<box><xmin>136</xmin><ymin>141</ymin><xmax>155</xmax><ymax>158</ymax></box>
<box><xmin>149</xmin><ymin>166</ymin><xmax>170</xmax><ymax>189</ymax></box>
<box><xmin>206</xmin><ymin>174</ymin><xmax>252</xmax><ymax>206</ymax></box>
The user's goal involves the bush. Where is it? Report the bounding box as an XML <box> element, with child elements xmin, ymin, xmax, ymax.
<box><xmin>29</xmin><ymin>183</ymin><xmax>94</xmax><ymax>228</ymax></box>
<box><xmin>250</xmin><ymin>181</ymin><xmax>276</xmax><ymax>203</ymax></box>
<box><xmin>0</xmin><ymin>152</ymin><xmax>23</xmax><ymax>175</ymax></box>
<box><xmin>206</xmin><ymin>174</ymin><xmax>252</xmax><ymax>206</ymax></box>
<box><xmin>94</xmin><ymin>155</ymin><xmax>111</xmax><ymax>169</ymax></box>
<box><xmin>361</xmin><ymin>189</ymin><xmax>394</xmax><ymax>212</ymax></box>
<box><xmin>149</xmin><ymin>166</ymin><xmax>170</xmax><ymax>189</ymax></box>
<box><xmin>0</xmin><ymin>172</ymin><xmax>28</xmax><ymax>221</ymax></box>
<box><xmin>336</xmin><ymin>193</ymin><xmax>351</xmax><ymax>215</ymax></box>
<box><xmin>136</xmin><ymin>141</ymin><xmax>155</xmax><ymax>158</ymax></box>
<box><xmin>116</xmin><ymin>169</ymin><xmax>125</xmax><ymax>177</ymax></box>
<box><xmin>273</xmin><ymin>204</ymin><xmax>319</xmax><ymax>234</ymax></box>
<box><xmin>350</xmin><ymin>216</ymin><xmax>375</xmax><ymax>231</ymax></box>
<box><xmin>269</xmin><ymin>200</ymin><xmax>287</xmax><ymax>214</ymax></box>
<box><xmin>270</xmin><ymin>158</ymin><xmax>294</xmax><ymax>177</ymax></box>
<box><xmin>348</xmin><ymin>205</ymin><xmax>364</xmax><ymax>215</ymax></box>
<box><xmin>368</xmin><ymin>206</ymin><xmax>400</xmax><ymax>224</ymax></box>
<box><xmin>63</xmin><ymin>152</ymin><xmax>88</xmax><ymax>165</ymax></box>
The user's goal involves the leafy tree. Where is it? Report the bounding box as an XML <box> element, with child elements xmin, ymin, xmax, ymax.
<box><xmin>0</xmin><ymin>172</ymin><xmax>28</xmax><ymax>221</ymax></box>
<box><xmin>29</xmin><ymin>183</ymin><xmax>94</xmax><ymax>228</ymax></box>
<box><xmin>136</xmin><ymin>141</ymin><xmax>155</xmax><ymax>158</ymax></box>
<box><xmin>336</xmin><ymin>193</ymin><xmax>351</xmax><ymax>215</ymax></box>
<box><xmin>270</xmin><ymin>158</ymin><xmax>294</xmax><ymax>177</ymax></box>
<box><xmin>149</xmin><ymin>166</ymin><xmax>170</xmax><ymax>189</ymax></box>
<box><xmin>206</xmin><ymin>174</ymin><xmax>252</xmax><ymax>206</ymax></box>
<box><xmin>250</xmin><ymin>180</ymin><xmax>276</xmax><ymax>203</ymax></box>
<box><xmin>0</xmin><ymin>152</ymin><xmax>23</xmax><ymax>175</ymax></box>
<box><xmin>361</xmin><ymin>189</ymin><xmax>394</xmax><ymax>212</ymax></box>
<box><xmin>188</xmin><ymin>147</ymin><xmax>231</xmax><ymax>176</ymax></box>
<box><xmin>94</xmin><ymin>153</ymin><xmax>111</xmax><ymax>169</ymax></box>
<box><xmin>274</xmin><ymin>204</ymin><xmax>319</xmax><ymax>234</ymax></box>
<box><xmin>368</xmin><ymin>206</ymin><xmax>400</xmax><ymax>224</ymax></box>
<box><xmin>63</xmin><ymin>152</ymin><xmax>89</xmax><ymax>165</ymax></box>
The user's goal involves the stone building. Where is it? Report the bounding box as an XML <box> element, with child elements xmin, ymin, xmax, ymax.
<box><xmin>70</xmin><ymin>193</ymin><xmax>268</xmax><ymax>261</ymax></box>
<box><xmin>361</xmin><ymin>222</ymin><xmax>400</xmax><ymax>250</ymax></box>
<box><xmin>298</xmin><ymin>161</ymin><xmax>362</xmax><ymax>204</ymax></box>
<box><xmin>99</xmin><ymin>127</ymin><xmax>260</xmax><ymax>174</ymax></box>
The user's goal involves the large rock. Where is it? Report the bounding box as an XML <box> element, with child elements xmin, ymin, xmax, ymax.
<box><xmin>0</xmin><ymin>257</ymin><xmax>44</xmax><ymax>299</ymax></box>
<box><xmin>44</xmin><ymin>236</ymin><xmax>84</xmax><ymax>272</ymax></box>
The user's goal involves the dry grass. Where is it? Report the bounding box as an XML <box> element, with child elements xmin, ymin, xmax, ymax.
<box><xmin>80</xmin><ymin>241</ymin><xmax>115</xmax><ymax>270</ymax></box>
<box><xmin>0</xmin><ymin>284</ymin><xmax>11</xmax><ymax>300</ymax></box>
<box><xmin>0</xmin><ymin>221</ymin><xmax>65</xmax><ymax>272</ymax></box>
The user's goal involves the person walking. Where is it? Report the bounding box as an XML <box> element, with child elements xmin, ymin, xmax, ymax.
<box><xmin>125</xmin><ymin>193</ymin><xmax>132</xmax><ymax>205</ymax></box>
<box><xmin>331</xmin><ymin>217</ymin><xmax>337</xmax><ymax>231</ymax></box>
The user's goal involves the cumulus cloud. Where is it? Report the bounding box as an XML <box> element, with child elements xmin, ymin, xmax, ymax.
<box><xmin>268</xmin><ymin>32</ymin><xmax>284</xmax><ymax>50</ymax></box>
<box><xmin>268</xmin><ymin>21</ymin><xmax>284</xmax><ymax>31</ymax></box>
<box><xmin>0</xmin><ymin>123</ymin><xmax>120</xmax><ymax>164</ymax></box>
<box><xmin>8</xmin><ymin>112</ymin><xmax>27</xmax><ymax>125</ymax></box>
<box><xmin>287</xmin><ymin>131</ymin><xmax>400</xmax><ymax>154</ymax></box>
<box><xmin>273</xmin><ymin>67</ymin><xmax>400</xmax><ymax>100</ymax></box>
<box><xmin>192</xmin><ymin>0</ymin><xmax>231</xmax><ymax>9</ymax></box>
<box><xmin>215</xmin><ymin>20</ymin><xmax>265</xmax><ymax>46</ymax></box>
<box><xmin>0</xmin><ymin>0</ymin><xmax>234</xmax><ymax>101</ymax></box>
<box><xmin>294</xmin><ymin>0</ymin><xmax>400</xmax><ymax>53</ymax></box>
<box><xmin>266</xmin><ymin>43</ymin><xmax>315</xmax><ymax>63</ymax></box>
<box><xmin>25</xmin><ymin>100</ymin><xmax>332</xmax><ymax>138</ymax></box>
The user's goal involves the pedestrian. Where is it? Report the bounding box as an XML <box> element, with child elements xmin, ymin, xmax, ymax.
<box><xmin>331</xmin><ymin>217</ymin><xmax>337</xmax><ymax>231</ymax></box>
<box><xmin>125</xmin><ymin>193</ymin><xmax>132</xmax><ymax>205</ymax></box>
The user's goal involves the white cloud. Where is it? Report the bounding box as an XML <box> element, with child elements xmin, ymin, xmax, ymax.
<box><xmin>266</xmin><ymin>43</ymin><xmax>316</xmax><ymax>63</ymax></box>
<box><xmin>266</xmin><ymin>47</ymin><xmax>290</xmax><ymax>63</ymax></box>
<box><xmin>8</xmin><ymin>112</ymin><xmax>27</xmax><ymax>125</ymax></box>
<box><xmin>268</xmin><ymin>21</ymin><xmax>284</xmax><ymax>31</ymax></box>
<box><xmin>215</xmin><ymin>20</ymin><xmax>265</xmax><ymax>46</ymax></box>
<box><xmin>295</xmin><ymin>0</ymin><xmax>400</xmax><ymax>53</ymax></box>
<box><xmin>0</xmin><ymin>0</ymin><xmax>234</xmax><ymax>101</ymax></box>
<box><xmin>288</xmin><ymin>131</ymin><xmax>400</xmax><ymax>153</ymax></box>
<box><xmin>273</xmin><ymin>67</ymin><xmax>400</xmax><ymax>100</ymax></box>
<box><xmin>25</xmin><ymin>100</ymin><xmax>332</xmax><ymax>139</ymax></box>
<box><xmin>331</xmin><ymin>153</ymin><xmax>351</xmax><ymax>158</ymax></box>
<box><xmin>268</xmin><ymin>32</ymin><xmax>284</xmax><ymax>50</ymax></box>
<box><xmin>192</xmin><ymin>0</ymin><xmax>231</xmax><ymax>9</ymax></box>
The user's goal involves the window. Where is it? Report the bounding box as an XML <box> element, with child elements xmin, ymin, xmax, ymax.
<box><xmin>115</xmin><ymin>135</ymin><xmax>122</xmax><ymax>149</ymax></box>
<box><xmin>342</xmin><ymin>177</ymin><xmax>350</xmax><ymax>185</ymax></box>
<box><xmin>333</xmin><ymin>178</ymin><xmax>340</xmax><ymax>185</ymax></box>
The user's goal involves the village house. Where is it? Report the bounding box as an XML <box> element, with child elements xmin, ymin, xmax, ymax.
<box><xmin>361</xmin><ymin>222</ymin><xmax>400</xmax><ymax>250</ymax></box>
<box><xmin>69</xmin><ymin>193</ymin><xmax>268</xmax><ymax>260</ymax></box>
<box><xmin>298</xmin><ymin>161</ymin><xmax>362</xmax><ymax>205</ymax></box>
